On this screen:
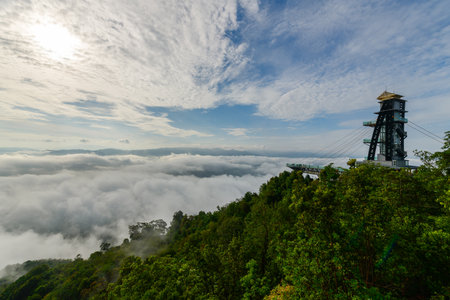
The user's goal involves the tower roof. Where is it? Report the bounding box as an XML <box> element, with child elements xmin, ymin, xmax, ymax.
<box><xmin>377</xmin><ymin>91</ymin><xmax>404</xmax><ymax>101</ymax></box>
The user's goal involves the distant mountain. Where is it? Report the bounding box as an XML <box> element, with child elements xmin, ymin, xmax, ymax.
<box><xmin>46</xmin><ymin>147</ymin><xmax>319</xmax><ymax>158</ymax></box>
<box><xmin>0</xmin><ymin>148</ymin><xmax>36</xmax><ymax>154</ymax></box>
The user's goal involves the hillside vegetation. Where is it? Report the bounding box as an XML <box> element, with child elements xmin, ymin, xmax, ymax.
<box><xmin>1</xmin><ymin>133</ymin><xmax>449</xmax><ymax>299</ymax></box>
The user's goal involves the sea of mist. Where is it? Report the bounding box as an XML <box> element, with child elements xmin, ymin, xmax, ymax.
<box><xmin>0</xmin><ymin>150</ymin><xmax>349</xmax><ymax>270</ymax></box>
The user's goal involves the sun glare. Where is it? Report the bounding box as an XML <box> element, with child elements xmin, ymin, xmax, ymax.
<box><xmin>30</xmin><ymin>23</ymin><xmax>81</xmax><ymax>60</ymax></box>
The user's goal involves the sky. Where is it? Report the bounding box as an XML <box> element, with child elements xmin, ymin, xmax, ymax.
<box><xmin>0</xmin><ymin>0</ymin><xmax>448</xmax><ymax>153</ymax></box>
<box><xmin>0</xmin><ymin>0</ymin><xmax>449</xmax><ymax>270</ymax></box>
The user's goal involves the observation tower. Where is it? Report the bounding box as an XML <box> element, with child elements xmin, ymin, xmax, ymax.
<box><xmin>287</xmin><ymin>91</ymin><xmax>417</xmax><ymax>175</ymax></box>
<box><xmin>363</xmin><ymin>91</ymin><xmax>409</xmax><ymax>168</ymax></box>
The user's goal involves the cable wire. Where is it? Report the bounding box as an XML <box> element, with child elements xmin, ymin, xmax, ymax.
<box><xmin>406</xmin><ymin>123</ymin><xmax>444</xmax><ymax>144</ymax></box>
<box><xmin>408</xmin><ymin>121</ymin><xmax>444</xmax><ymax>141</ymax></box>
<box><xmin>314</xmin><ymin>126</ymin><xmax>367</xmax><ymax>158</ymax></box>
<box><xmin>324</xmin><ymin>127</ymin><xmax>372</xmax><ymax>164</ymax></box>
<box><xmin>347</xmin><ymin>142</ymin><xmax>368</xmax><ymax>159</ymax></box>
<box><xmin>319</xmin><ymin>127</ymin><xmax>368</xmax><ymax>157</ymax></box>
<box><xmin>327</xmin><ymin>127</ymin><xmax>371</xmax><ymax>159</ymax></box>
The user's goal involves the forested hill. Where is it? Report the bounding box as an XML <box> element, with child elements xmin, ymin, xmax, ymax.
<box><xmin>1</xmin><ymin>134</ymin><xmax>449</xmax><ymax>299</ymax></box>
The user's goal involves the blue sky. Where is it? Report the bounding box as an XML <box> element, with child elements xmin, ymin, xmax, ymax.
<box><xmin>0</xmin><ymin>0</ymin><xmax>449</xmax><ymax>155</ymax></box>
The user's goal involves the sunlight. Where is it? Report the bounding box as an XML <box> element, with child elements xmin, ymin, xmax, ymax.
<box><xmin>30</xmin><ymin>23</ymin><xmax>81</xmax><ymax>60</ymax></box>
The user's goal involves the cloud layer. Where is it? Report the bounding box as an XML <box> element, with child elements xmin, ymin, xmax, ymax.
<box><xmin>0</xmin><ymin>152</ymin><xmax>303</xmax><ymax>269</ymax></box>
<box><xmin>0</xmin><ymin>150</ymin><xmax>422</xmax><ymax>270</ymax></box>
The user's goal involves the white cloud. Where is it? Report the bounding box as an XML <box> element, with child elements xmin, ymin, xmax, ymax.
<box><xmin>0</xmin><ymin>230</ymin><xmax>100</xmax><ymax>272</ymax></box>
<box><xmin>0</xmin><ymin>152</ymin><xmax>293</xmax><ymax>269</ymax></box>
<box><xmin>228</xmin><ymin>0</ymin><xmax>450</xmax><ymax>123</ymax></box>
<box><xmin>239</xmin><ymin>0</ymin><xmax>259</xmax><ymax>17</ymax></box>
<box><xmin>0</xmin><ymin>0</ymin><xmax>246</xmax><ymax>137</ymax></box>
<box><xmin>225</xmin><ymin>128</ymin><xmax>249</xmax><ymax>136</ymax></box>
<box><xmin>0</xmin><ymin>0</ymin><xmax>448</xmax><ymax>144</ymax></box>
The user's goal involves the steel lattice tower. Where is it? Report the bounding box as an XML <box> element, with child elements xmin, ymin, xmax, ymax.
<box><xmin>363</xmin><ymin>91</ymin><xmax>409</xmax><ymax>167</ymax></box>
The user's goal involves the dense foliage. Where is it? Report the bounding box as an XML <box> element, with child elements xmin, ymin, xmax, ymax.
<box><xmin>1</xmin><ymin>132</ymin><xmax>449</xmax><ymax>299</ymax></box>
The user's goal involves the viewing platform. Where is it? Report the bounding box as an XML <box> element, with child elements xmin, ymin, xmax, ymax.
<box><xmin>287</xmin><ymin>163</ymin><xmax>345</xmax><ymax>175</ymax></box>
<box><xmin>287</xmin><ymin>163</ymin><xmax>322</xmax><ymax>175</ymax></box>
<box><xmin>363</xmin><ymin>120</ymin><xmax>376</xmax><ymax>127</ymax></box>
